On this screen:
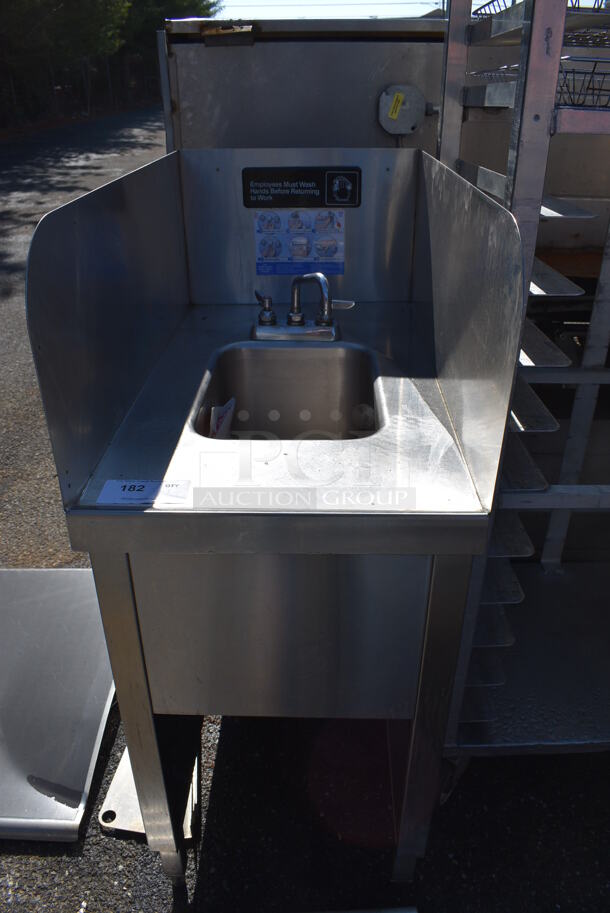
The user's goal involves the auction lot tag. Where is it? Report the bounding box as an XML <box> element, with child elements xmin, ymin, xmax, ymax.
<box><xmin>97</xmin><ymin>479</ymin><xmax>190</xmax><ymax>506</ymax></box>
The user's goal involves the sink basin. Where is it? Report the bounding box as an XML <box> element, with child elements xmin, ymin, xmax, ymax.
<box><xmin>193</xmin><ymin>342</ymin><xmax>380</xmax><ymax>440</ymax></box>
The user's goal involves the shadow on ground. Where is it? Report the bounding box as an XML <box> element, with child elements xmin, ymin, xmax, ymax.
<box><xmin>0</xmin><ymin>108</ymin><xmax>164</xmax><ymax>278</ymax></box>
<box><xmin>2</xmin><ymin>713</ymin><xmax>609</xmax><ymax>912</ymax></box>
<box><xmin>182</xmin><ymin>718</ymin><xmax>610</xmax><ymax>913</ymax></box>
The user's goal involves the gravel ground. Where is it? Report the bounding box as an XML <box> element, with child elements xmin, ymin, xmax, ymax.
<box><xmin>1</xmin><ymin>110</ymin><xmax>609</xmax><ymax>913</ymax></box>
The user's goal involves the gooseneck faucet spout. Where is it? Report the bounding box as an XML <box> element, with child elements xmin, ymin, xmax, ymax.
<box><xmin>289</xmin><ymin>272</ymin><xmax>332</xmax><ymax>327</ymax></box>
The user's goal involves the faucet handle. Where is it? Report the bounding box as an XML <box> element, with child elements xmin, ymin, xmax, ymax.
<box><xmin>332</xmin><ymin>299</ymin><xmax>356</xmax><ymax>310</ymax></box>
<box><xmin>287</xmin><ymin>283</ymin><xmax>305</xmax><ymax>326</ymax></box>
<box><xmin>255</xmin><ymin>290</ymin><xmax>276</xmax><ymax>326</ymax></box>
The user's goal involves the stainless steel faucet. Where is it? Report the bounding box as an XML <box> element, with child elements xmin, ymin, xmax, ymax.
<box><xmin>288</xmin><ymin>272</ymin><xmax>332</xmax><ymax>327</ymax></box>
<box><xmin>251</xmin><ymin>272</ymin><xmax>354</xmax><ymax>342</ymax></box>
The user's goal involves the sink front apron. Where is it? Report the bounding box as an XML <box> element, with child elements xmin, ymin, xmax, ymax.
<box><xmin>130</xmin><ymin>552</ymin><xmax>431</xmax><ymax>719</ymax></box>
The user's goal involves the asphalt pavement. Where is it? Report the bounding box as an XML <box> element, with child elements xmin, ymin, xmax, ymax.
<box><xmin>1</xmin><ymin>109</ymin><xmax>609</xmax><ymax>913</ymax></box>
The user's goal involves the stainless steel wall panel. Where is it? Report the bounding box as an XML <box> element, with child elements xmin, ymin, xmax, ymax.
<box><xmin>170</xmin><ymin>42</ymin><xmax>443</xmax><ymax>151</ymax></box>
<box><xmin>415</xmin><ymin>155</ymin><xmax>524</xmax><ymax>510</ymax></box>
<box><xmin>26</xmin><ymin>153</ymin><xmax>190</xmax><ymax>507</ymax></box>
<box><xmin>180</xmin><ymin>147</ymin><xmax>419</xmax><ymax>306</ymax></box>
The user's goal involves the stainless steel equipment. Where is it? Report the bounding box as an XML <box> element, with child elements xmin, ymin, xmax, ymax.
<box><xmin>158</xmin><ymin>15</ymin><xmax>610</xmax><ymax>250</ymax></box>
<box><xmin>290</xmin><ymin>272</ymin><xmax>332</xmax><ymax>326</ymax></box>
<box><xmin>0</xmin><ymin>569</ymin><xmax>113</xmax><ymax>841</ymax></box>
<box><xmin>27</xmin><ymin>144</ymin><xmax>523</xmax><ymax>882</ymax></box>
<box><xmin>193</xmin><ymin>341</ymin><xmax>378</xmax><ymax>440</ymax></box>
<box><xmin>438</xmin><ymin>0</ymin><xmax>610</xmax><ymax>761</ymax></box>
<box><xmin>158</xmin><ymin>19</ymin><xmax>446</xmax><ymax>153</ymax></box>
<box><xmin>253</xmin><ymin>273</ymin><xmax>343</xmax><ymax>341</ymax></box>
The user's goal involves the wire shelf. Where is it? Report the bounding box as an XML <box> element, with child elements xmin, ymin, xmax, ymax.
<box><xmin>567</xmin><ymin>0</ymin><xmax>607</xmax><ymax>8</ymax></box>
<box><xmin>467</xmin><ymin>56</ymin><xmax>610</xmax><ymax>108</ymax></box>
<box><xmin>472</xmin><ymin>0</ymin><xmax>511</xmax><ymax>18</ymax></box>
<box><xmin>472</xmin><ymin>0</ymin><xmax>609</xmax><ymax>19</ymax></box>
<box><xmin>557</xmin><ymin>57</ymin><xmax>610</xmax><ymax>106</ymax></box>
<box><xmin>563</xmin><ymin>26</ymin><xmax>610</xmax><ymax>45</ymax></box>
<box><xmin>467</xmin><ymin>64</ymin><xmax>520</xmax><ymax>80</ymax></box>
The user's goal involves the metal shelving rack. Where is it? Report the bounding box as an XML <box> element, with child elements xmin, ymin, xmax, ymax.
<box><xmin>438</xmin><ymin>0</ymin><xmax>610</xmax><ymax>753</ymax></box>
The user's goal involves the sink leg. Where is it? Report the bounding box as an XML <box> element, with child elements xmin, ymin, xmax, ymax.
<box><xmin>390</xmin><ymin>555</ymin><xmax>473</xmax><ymax>881</ymax></box>
<box><xmin>91</xmin><ymin>551</ymin><xmax>186</xmax><ymax>879</ymax></box>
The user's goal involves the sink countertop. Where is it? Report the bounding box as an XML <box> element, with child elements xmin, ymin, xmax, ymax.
<box><xmin>71</xmin><ymin>303</ymin><xmax>488</xmax><ymax>555</ymax></box>
<box><xmin>77</xmin><ymin>303</ymin><xmax>483</xmax><ymax>516</ymax></box>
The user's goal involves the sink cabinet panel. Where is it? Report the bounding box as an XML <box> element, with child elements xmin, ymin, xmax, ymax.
<box><xmin>130</xmin><ymin>553</ymin><xmax>431</xmax><ymax>718</ymax></box>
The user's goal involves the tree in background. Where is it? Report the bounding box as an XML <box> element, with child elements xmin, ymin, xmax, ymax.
<box><xmin>120</xmin><ymin>0</ymin><xmax>221</xmax><ymax>105</ymax></box>
<box><xmin>48</xmin><ymin>0</ymin><xmax>131</xmax><ymax>114</ymax></box>
<box><xmin>0</xmin><ymin>0</ymin><xmax>221</xmax><ymax>129</ymax></box>
<box><xmin>125</xmin><ymin>0</ymin><xmax>220</xmax><ymax>53</ymax></box>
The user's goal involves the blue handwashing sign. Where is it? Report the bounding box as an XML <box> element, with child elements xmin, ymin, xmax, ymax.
<box><xmin>257</xmin><ymin>261</ymin><xmax>344</xmax><ymax>276</ymax></box>
<box><xmin>254</xmin><ymin>209</ymin><xmax>345</xmax><ymax>276</ymax></box>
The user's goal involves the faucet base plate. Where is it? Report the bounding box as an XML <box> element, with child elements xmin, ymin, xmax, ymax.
<box><xmin>251</xmin><ymin>320</ymin><xmax>339</xmax><ymax>342</ymax></box>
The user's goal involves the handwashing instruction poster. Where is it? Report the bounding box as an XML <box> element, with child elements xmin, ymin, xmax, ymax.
<box><xmin>254</xmin><ymin>209</ymin><xmax>345</xmax><ymax>276</ymax></box>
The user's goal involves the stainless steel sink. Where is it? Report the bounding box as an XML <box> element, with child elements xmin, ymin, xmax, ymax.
<box><xmin>193</xmin><ymin>341</ymin><xmax>379</xmax><ymax>440</ymax></box>
<box><xmin>28</xmin><ymin>142</ymin><xmax>525</xmax><ymax>885</ymax></box>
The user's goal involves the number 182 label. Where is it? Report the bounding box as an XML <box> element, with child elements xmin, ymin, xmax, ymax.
<box><xmin>96</xmin><ymin>479</ymin><xmax>190</xmax><ymax>507</ymax></box>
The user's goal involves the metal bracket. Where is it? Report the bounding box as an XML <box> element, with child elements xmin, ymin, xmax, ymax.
<box><xmin>99</xmin><ymin>748</ymin><xmax>198</xmax><ymax>841</ymax></box>
<box><xmin>202</xmin><ymin>23</ymin><xmax>255</xmax><ymax>46</ymax></box>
